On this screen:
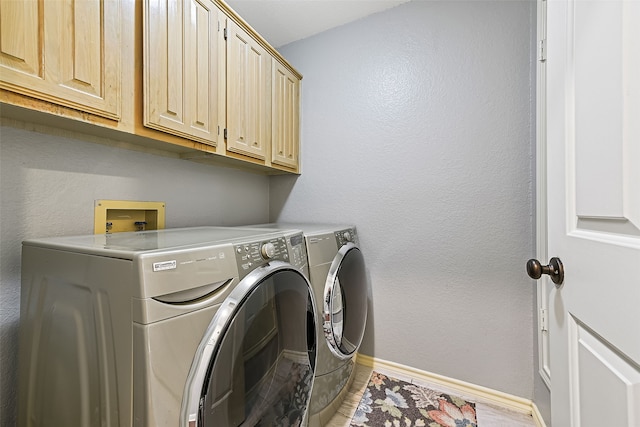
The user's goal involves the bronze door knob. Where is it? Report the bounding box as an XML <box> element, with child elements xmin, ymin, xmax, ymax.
<box><xmin>527</xmin><ymin>257</ymin><xmax>564</xmax><ymax>285</ymax></box>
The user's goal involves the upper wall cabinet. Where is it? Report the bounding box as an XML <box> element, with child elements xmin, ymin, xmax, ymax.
<box><xmin>225</xmin><ymin>18</ymin><xmax>272</xmax><ymax>161</ymax></box>
<box><xmin>0</xmin><ymin>0</ymin><xmax>121</xmax><ymax>120</ymax></box>
<box><xmin>143</xmin><ymin>0</ymin><xmax>224</xmax><ymax>146</ymax></box>
<box><xmin>271</xmin><ymin>61</ymin><xmax>300</xmax><ymax>169</ymax></box>
<box><xmin>1</xmin><ymin>0</ymin><xmax>301</xmax><ymax>174</ymax></box>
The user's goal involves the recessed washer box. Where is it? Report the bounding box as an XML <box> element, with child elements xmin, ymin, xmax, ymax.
<box><xmin>94</xmin><ymin>200</ymin><xmax>165</xmax><ymax>234</ymax></box>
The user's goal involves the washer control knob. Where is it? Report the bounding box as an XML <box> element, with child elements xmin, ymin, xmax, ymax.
<box><xmin>343</xmin><ymin>231</ymin><xmax>352</xmax><ymax>242</ymax></box>
<box><xmin>261</xmin><ymin>242</ymin><xmax>276</xmax><ymax>259</ymax></box>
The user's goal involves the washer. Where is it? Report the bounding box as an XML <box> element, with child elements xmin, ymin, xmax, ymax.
<box><xmin>238</xmin><ymin>223</ymin><xmax>368</xmax><ymax>424</ymax></box>
<box><xmin>18</xmin><ymin>226</ymin><xmax>317</xmax><ymax>427</ymax></box>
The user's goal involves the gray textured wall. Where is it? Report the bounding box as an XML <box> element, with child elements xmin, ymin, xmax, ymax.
<box><xmin>272</xmin><ymin>0</ymin><xmax>541</xmax><ymax>404</ymax></box>
<box><xmin>0</xmin><ymin>124</ymin><xmax>271</xmax><ymax>426</ymax></box>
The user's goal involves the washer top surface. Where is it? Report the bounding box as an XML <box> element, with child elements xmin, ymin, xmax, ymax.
<box><xmin>22</xmin><ymin>226</ymin><xmax>289</xmax><ymax>259</ymax></box>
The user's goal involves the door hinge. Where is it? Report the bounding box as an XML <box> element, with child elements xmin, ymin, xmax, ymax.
<box><xmin>538</xmin><ymin>39</ymin><xmax>546</xmax><ymax>62</ymax></box>
<box><xmin>224</xmin><ymin>27</ymin><xmax>228</xmax><ymax>40</ymax></box>
<box><xmin>540</xmin><ymin>308</ymin><xmax>548</xmax><ymax>332</ymax></box>
<box><xmin>224</xmin><ymin>128</ymin><xmax>228</xmax><ymax>139</ymax></box>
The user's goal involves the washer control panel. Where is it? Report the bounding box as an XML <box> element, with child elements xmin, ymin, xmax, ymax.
<box><xmin>234</xmin><ymin>236</ymin><xmax>289</xmax><ymax>274</ymax></box>
<box><xmin>335</xmin><ymin>228</ymin><xmax>357</xmax><ymax>247</ymax></box>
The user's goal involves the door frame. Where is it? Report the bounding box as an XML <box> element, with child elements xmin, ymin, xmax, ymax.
<box><xmin>536</xmin><ymin>0</ymin><xmax>552</xmax><ymax>390</ymax></box>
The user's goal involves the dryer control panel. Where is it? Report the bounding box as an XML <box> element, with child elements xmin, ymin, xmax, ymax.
<box><xmin>335</xmin><ymin>228</ymin><xmax>357</xmax><ymax>247</ymax></box>
<box><xmin>286</xmin><ymin>232</ymin><xmax>309</xmax><ymax>278</ymax></box>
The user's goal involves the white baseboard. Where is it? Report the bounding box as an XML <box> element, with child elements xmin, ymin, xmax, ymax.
<box><xmin>531</xmin><ymin>403</ymin><xmax>547</xmax><ymax>427</ymax></box>
<box><xmin>356</xmin><ymin>354</ymin><xmax>547</xmax><ymax>427</ymax></box>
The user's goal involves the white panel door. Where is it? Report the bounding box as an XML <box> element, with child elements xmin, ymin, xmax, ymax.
<box><xmin>546</xmin><ymin>0</ymin><xmax>640</xmax><ymax>426</ymax></box>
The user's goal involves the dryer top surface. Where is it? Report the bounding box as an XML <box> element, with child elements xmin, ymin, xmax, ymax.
<box><xmin>245</xmin><ymin>223</ymin><xmax>355</xmax><ymax>237</ymax></box>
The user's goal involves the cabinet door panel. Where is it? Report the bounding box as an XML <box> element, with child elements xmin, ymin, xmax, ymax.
<box><xmin>0</xmin><ymin>0</ymin><xmax>40</xmax><ymax>77</ymax></box>
<box><xmin>226</xmin><ymin>20</ymin><xmax>271</xmax><ymax>160</ymax></box>
<box><xmin>52</xmin><ymin>0</ymin><xmax>102</xmax><ymax>97</ymax></box>
<box><xmin>0</xmin><ymin>0</ymin><xmax>120</xmax><ymax>120</ymax></box>
<box><xmin>187</xmin><ymin>0</ymin><xmax>218</xmax><ymax>136</ymax></box>
<box><xmin>144</xmin><ymin>0</ymin><xmax>221</xmax><ymax>146</ymax></box>
<box><xmin>145</xmin><ymin>0</ymin><xmax>185</xmax><ymax>130</ymax></box>
<box><xmin>272</xmin><ymin>63</ymin><xmax>300</xmax><ymax>169</ymax></box>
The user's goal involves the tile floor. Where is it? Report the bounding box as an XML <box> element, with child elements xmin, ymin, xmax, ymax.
<box><xmin>323</xmin><ymin>363</ymin><xmax>536</xmax><ymax>427</ymax></box>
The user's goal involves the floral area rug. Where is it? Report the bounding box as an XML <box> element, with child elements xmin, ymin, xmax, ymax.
<box><xmin>349</xmin><ymin>371</ymin><xmax>477</xmax><ymax>427</ymax></box>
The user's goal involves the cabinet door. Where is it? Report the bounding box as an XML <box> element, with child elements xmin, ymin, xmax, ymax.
<box><xmin>144</xmin><ymin>0</ymin><xmax>223</xmax><ymax>146</ymax></box>
<box><xmin>0</xmin><ymin>0</ymin><xmax>121</xmax><ymax>120</ymax></box>
<box><xmin>226</xmin><ymin>19</ymin><xmax>271</xmax><ymax>161</ymax></box>
<box><xmin>272</xmin><ymin>62</ymin><xmax>300</xmax><ymax>169</ymax></box>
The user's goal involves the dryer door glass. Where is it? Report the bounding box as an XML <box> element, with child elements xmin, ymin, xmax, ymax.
<box><xmin>182</xmin><ymin>262</ymin><xmax>316</xmax><ymax>427</ymax></box>
<box><xmin>323</xmin><ymin>244</ymin><xmax>367</xmax><ymax>359</ymax></box>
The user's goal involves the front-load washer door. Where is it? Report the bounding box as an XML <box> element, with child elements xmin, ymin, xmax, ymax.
<box><xmin>323</xmin><ymin>243</ymin><xmax>368</xmax><ymax>359</ymax></box>
<box><xmin>181</xmin><ymin>261</ymin><xmax>316</xmax><ymax>427</ymax></box>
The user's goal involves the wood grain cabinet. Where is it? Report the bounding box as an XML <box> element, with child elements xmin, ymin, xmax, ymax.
<box><xmin>1</xmin><ymin>0</ymin><xmax>301</xmax><ymax>174</ymax></box>
<box><xmin>0</xmin><ymin>0</ymin><xmax>121</xmax><ymax>120</ymax></box>
<box><xmin>143</xmin><ymin>0</ymin><xmax>224</xmax><ymax>146</ymax></box>
<box><xmin>225</xmin><ymin>18</ymin><xmax>272</xmax><ymax>161</ymax></box>
<box><xmin>144</xmin><ymin>2</ymin><xmax>301</xmax><ymax>172</ymax></box>
<box><xmin>271</xmin><ymin>62</ymin><xmax>300</xmax><ymax>169</ymax></box>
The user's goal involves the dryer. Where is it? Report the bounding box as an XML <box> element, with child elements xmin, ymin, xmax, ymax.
<box><xmin>237</xmin><ymin>223</ymin><xmax>368</xmax><ymax>425</ymax></box>
<box><xmin>18</xmin><ymin>226</ymin><xmax>317</xmax><ymax>427</ymax></box>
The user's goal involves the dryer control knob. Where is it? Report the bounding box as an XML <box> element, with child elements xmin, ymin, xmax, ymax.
<box><xmin>343</xmin><ymin>231</ymin><xmax>352</xmax><ymax>242</ymax></box>
<box><xmin>261</xmin><ymin>242</ymin><xmax>276</xmax><ymax>259</ymax></box>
